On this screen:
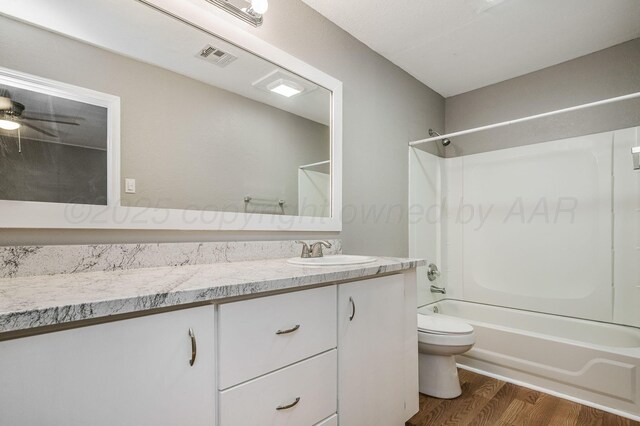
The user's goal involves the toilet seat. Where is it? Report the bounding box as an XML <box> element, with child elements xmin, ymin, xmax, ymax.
<box><xmin>417</xmin><ymin>313</ymin><xmax>475</xmax><ymax>346</ymax></box>
<box><xmin>418</xmin><ymin>314</ymin><xmax>473</xmax><ymax>335</ymax></box>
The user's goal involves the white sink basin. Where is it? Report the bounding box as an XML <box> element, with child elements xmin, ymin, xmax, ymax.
<box><xmin>287</xmin><ymin>255</ymin><xmax>377</xmax><ymax>266</ymax></box>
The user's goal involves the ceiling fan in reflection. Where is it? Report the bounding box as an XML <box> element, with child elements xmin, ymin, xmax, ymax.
<box><xmin>0</xmin><ymin>91</ymin><xmax>80</xmax><ymax>152</ymax></box>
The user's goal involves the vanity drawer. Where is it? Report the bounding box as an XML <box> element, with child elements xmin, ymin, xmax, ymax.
<box><xmin>219</xmin><ymin>350</ymin><xmax>337</xmax><ymax>426</ymax></box>
<box><xmin>218</xmin><ymin>285</ymin><xmax>337</xmax><ymax>389</ymax></box>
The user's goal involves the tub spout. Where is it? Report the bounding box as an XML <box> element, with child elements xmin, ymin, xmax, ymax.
<box><xmin>430</xmin><ymin>285</ymin><xmax>446</xmax><ymax>294</ymax></box>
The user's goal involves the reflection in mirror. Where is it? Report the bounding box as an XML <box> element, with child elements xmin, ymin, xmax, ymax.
<box><xmin>298</xmin><ymin>160</ymin><xmax>330</xmax><ymax>217</ymax></box>
<box><xmin>0</xmin><ymin>83</ymin><xmax>108</xmax><ymax>205</ymax></box>
<box><xmin>0</xmin><ymin>0</ymin><xmax>331</xmax><ymax>217</ymax></box>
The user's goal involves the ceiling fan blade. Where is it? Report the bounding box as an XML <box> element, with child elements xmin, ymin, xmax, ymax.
<box><xmin>21</xmin><ymin>116</ymin><xmax>79</xmax><ymax>126</ymax></box>
<box><xmin>21</xmin><ymin>122</ymin><xmax>59</xmax><ymax>138</ymax></box>
<box><xmin>20</xmin><ymin>112</ymin><xmax>84</xmax><ymax>121</ymax></box>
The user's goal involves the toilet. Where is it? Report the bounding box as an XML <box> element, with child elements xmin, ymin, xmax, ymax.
<box><xmin>417</xmin><ymin>313</ymin><xmax>475</xmax><ymax>399</ymax></box>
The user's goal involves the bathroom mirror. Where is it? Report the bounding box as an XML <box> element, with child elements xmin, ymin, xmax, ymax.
<box><xmin>0</xmin><ymin>0</ymin><xmax>342</xmax><ymax>231</ymax></box>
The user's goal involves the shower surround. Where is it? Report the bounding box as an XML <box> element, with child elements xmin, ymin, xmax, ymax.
<box><xmin>410</xmin><ymin>126</ymin><xmax>640</xmax><ymax>327</ymax></box>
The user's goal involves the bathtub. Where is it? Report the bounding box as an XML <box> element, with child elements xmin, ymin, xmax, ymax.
<box><xmin>418</xmin><ymin>299</ymin><xmax>640</xmax><ymax>420</ymax></box>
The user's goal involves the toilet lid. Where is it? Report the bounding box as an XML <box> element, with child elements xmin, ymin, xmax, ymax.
<box><xmin>417</xmin><ymin>314</ymin><xmax>473</xmax><ymax>334</ymax></box>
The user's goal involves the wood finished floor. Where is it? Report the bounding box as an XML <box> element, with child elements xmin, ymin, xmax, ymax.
<box><xmin>406</xmin><ymin>369</ymin><xmax>639</xmax><ymax>426</ymax></box>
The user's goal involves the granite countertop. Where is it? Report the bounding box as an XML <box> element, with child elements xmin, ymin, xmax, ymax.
<box><xmin>0</xmin><ymin>256</ymin><xmax>424</xmax><ymax>334</ymax></box>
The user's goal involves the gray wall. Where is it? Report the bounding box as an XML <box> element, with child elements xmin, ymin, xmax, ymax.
<box><xmin>0</xmin><ymin>1</ymin><xmax>445</xmax><ymax>256</ymax></box>
<box><xmin>118</xmin><ymin>62</ymin><xmax>330</xmax><ymax>216</ymax></box>
<box><xmin>444</xmin><ymin>38</ymin><xmax>640</xmax><ymax>157</ymax></box>
<box><xmin>0</xmin><ymin>136</ymin><xmax>107</xmax><ymax>205</ymax></box>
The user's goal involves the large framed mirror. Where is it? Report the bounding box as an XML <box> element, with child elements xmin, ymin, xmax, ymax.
<box><xmin>0</xmin><ymin>0</ymin><xmax>342</xmax><ymax>231</ymax></box>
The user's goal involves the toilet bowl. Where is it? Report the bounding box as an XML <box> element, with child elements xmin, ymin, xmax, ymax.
<box><xmin>417</xmin><ymin>313</ymin><xmax>475</xmax><ymax>399</ymax></box>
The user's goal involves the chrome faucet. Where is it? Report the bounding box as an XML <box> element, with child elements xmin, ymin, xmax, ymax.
<box><xmin>295</xmin><ymin>240</ymin><xmax>332</xmax><ymax>258</ymax></box>
<box><xmin>310</xmin><ymin>241</ymin><xmax>332</xmax><ymax>258</ymax></box>
<box><xmin>427</xmin><ymin>263</ymin><xmax>446</xmax><ymax>294</ymax></box>
<box><xmin>427</xmin><ymin>263</ymin><xmax>441</xmax><ymax>282</ymax></box>
<box><xmin>295</xmin><ymin>241</ymin><xmax>311</xmax><ymax>258</ymax></box>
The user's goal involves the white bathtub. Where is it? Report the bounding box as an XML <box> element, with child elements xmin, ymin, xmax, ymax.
<box><xmin>418</xmin><ymin>299</ymin><xmax>640</xmax><ymax>420</ymax></box>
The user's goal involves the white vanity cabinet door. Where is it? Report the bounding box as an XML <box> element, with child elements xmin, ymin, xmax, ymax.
<box><xmin>0</xmin><ymin>305</ymin><xmax>216</xmax><ymax>426</ymax></box>
<box><xmin>402</xmin><ymin>269</ymin><xmax>419</xmax><ymax>419</ymax></box>
<box><xmin>337</xmin><ymin>274</ymin><xmax>406</xmax><ymax>426</ymax></box>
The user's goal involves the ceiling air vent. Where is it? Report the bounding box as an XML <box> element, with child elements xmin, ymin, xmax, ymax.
<box><xmin>197</xmin><ymin>45</ymin><xmax>237</xmax><ymax>67</ymax></box>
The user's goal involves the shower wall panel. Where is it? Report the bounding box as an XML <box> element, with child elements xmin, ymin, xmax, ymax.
<box><xmin>459</xmin><ymin>133</ymin><xmax>613</xmax><ymax>321</ymax></box>
<box><xmin>409</xmin><ymin>147</ymin><xmax>445</xmax><ymax>307</ymax></box>
<box><xmin>613</xmin><ymin>127</ymin><xmax>640</xmax><ymax>327</ymax></box>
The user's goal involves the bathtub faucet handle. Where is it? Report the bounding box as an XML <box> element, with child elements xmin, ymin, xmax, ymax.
<box><xmin>427</xmin><ymin>263</ymin><xmax>441</xmax><ymax>282</ymax></box>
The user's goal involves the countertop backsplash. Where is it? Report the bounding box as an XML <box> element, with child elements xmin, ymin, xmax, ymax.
<box><xmin>0</xmin><ymin>239</ymin><xmax>342</xmax><ymax>279</ymax></box>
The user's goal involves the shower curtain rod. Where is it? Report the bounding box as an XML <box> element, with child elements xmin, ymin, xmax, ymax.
<box><xmin>299</xmin><ymin>160</ymin><xmax>330</xmax><ymax>169</ymax></box>
<box><xmin>408</xmin><ymin>91</ymin><xmax>640</xmax><ymax>147</ymax></box>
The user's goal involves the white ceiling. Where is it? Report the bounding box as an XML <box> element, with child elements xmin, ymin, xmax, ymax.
<box><xmin>0</xmin><ymin>0</ymin><xmax>330</xmax><ymax>125</ymax></box>
<box><xmin>301</xmin><ymin>0</ymin><xmax>640</xmax><ymax>97</ymax></box>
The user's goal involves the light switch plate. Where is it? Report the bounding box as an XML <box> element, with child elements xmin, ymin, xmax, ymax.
<box><xmin>125</xmin><ymin>178</ymin><xmax>136</xmax><ymax>194</ymax></box>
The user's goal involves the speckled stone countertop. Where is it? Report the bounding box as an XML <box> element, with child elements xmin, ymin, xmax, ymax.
<box><xmin>0</xmin><ymin>256</ymin><xmax>424</xmax><ymax>334</ymax></box>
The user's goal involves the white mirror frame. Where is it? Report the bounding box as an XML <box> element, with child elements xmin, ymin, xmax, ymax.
<box><xmin>0</xmin><ymin>0</ymin><xmax>342</xmax><ymax>231</ymax></box>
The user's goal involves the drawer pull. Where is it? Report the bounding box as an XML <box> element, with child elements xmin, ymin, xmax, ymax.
<box><xmin>188</xmin><ymin>328</ymin><xmax>197</xmax><ymax>366</ymax></box>
<box><xmin>349</xmin><ymin>297</ymin><xmax>356</xmax><ymax>321</ymax></box>
<box><xmin>276</xmin><ymin>397</ymin><xmax>301</xmax><ymax>411</ymax></box>
<box><xmin>275</xmin><ymin>324</ymin><xmax>301</xmax><ymax>335</ymax></box>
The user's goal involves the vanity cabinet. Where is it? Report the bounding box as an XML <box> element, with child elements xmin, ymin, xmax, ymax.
<box><xmin>0</xmin><ymin>271</ymin><xmax>418</xmax><ymax>426</ymax></box>
<box><xmin>0</xmin><ymin>305</ymin><xmax>216</xmax><ymax>426</ymax></box>
<box><xmin>337</xmin><ymin>274</ymin><xmax>409</xmax><ymax>426</ymax></box>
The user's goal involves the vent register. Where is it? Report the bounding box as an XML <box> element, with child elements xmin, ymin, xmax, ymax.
<box><xmin>197</xmin><ymin>45</ymin><xmax>238</xmax><ymax>67</ymax></box>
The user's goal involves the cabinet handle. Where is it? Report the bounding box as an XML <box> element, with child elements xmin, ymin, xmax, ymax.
<box><xmin>349</xmin><ymin>297</ymin><xmax>356</xmax><ymax>321</ymax></box>
<box><xmin>275</xmin><ymin>324</ymin><xmax>300</xmax><ymax>335</ymax></box>
<box><xmin>188</xmin><ymin>328</ymin><xmax>197</xmax><ymax>366</ymax></box>
<box><xmin>276</xmin><ymin>397</ymin><xmax>301</xmax><ymax>411</ymax></box>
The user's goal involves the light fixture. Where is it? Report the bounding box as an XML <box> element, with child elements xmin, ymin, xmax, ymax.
<box><xmin>205</xmin><ymin>0</ymin><xmax>268</xmax><ymax>27</ymax></box>
<box><xmin>267</xmin><ymin>79</ymin><xmax>303</xmax><ymax>98</ymax></box>
<box><xmin>0</xmin><ymin>119</ymin><xmax>21</xmax><ymax>131</ymax></box>
<box><xmin>249</xmin><ymin>0</ymin><xmax>268</xmax><ymax>14</ymax></box>
<box><xmin>253</xmin><ymin>70</ymin><xmax>317</xmax><ymax>98</ymax></box>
